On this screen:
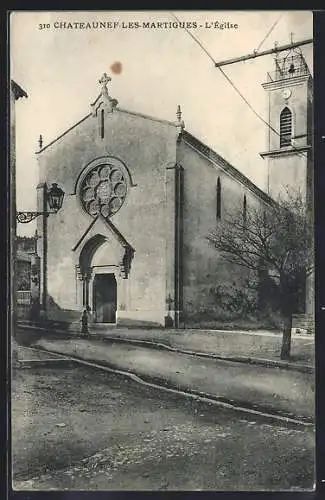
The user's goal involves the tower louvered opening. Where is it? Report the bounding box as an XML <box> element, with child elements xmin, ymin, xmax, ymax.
<box><xmin>280</xmin><ymin>107</ymin><xmax>292</xmax><ymax>147</ymax></box>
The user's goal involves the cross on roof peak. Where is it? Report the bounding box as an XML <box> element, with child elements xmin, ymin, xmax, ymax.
<box><xmin>99</xmin><ymin>73</ymin><xmax>111</xmax><ymax>94</ymax></box>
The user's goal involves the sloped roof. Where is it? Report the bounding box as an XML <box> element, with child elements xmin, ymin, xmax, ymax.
<box><xmin>37</xmin><ymin>105</ymin><xmax>178</xmax><ymax>155</ymax></box>
<box><xmin>11</xmin><ymin>80</ymin><xmax>28</xmax><ymax>100</ymax></box>
<box><xmin>36</xmin><ymin>101</ymin><xmax>273</xmax><ymax>205</ymax></box>
<box><xmin>182</xmin><ymin>130</ymin><xmax>275</xmax><ymax>206</ymax></box>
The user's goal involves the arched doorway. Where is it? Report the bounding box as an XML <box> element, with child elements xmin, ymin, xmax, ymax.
<box><xmin>74</xmin><ymin>219</ymin><xmax>135</xmax><ymax>325</ymax></box>
<box><xmin>93</xmin><ymin>273</ymin><xmax>117</xmax><ymax>323</ymax></box>
<box><xmin>78</xmin><ymin>235</ymin><xmax>107</xmax><ymax>312</ymax></box>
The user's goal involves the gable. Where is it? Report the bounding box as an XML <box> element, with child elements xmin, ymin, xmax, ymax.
<box><xmin>36</xmin><ymin>104</ymin><xmax>180</xmax><ymax>197</ymax></box>
<box><xmin>72</xmin><ymin>214</ymin><xmax>135</xmax><ymax>278</ymax></box>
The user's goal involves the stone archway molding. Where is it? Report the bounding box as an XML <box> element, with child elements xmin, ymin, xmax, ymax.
<box><xmin>73</xmin><ymin>214</ymin><xmax>135</xmax><ymax>280</ymax></box>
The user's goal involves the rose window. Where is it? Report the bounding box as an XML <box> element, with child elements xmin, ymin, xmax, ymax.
<box><xmin>80</xmin><ymin>164</ymin><xmax>127</xmax><ymax>218</ymax></box>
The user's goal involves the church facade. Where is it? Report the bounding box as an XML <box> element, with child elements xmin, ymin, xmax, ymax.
<box><xmin>35</xmin><ymin>48</ymin><xmax>313</xmax><ymax>330</ymax></box>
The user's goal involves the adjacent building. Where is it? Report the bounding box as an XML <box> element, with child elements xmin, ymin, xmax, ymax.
<box><xmin>16</xmin><ymin>235</ymin><xmax>39</xmax><ymax>319</ymax></box>
<box><xmin>11</xmin><ymin>80</ymin><xmax>28</xmax><ymax>359</ymax></box>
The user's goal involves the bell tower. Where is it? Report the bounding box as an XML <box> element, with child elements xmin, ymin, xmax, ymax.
<box><xmin>260</xmin><ymin>39</ymin><xmax>314</xmax><ymax>328</ymax></box>
<box><xmin>260</xmin><ymin>40</ymin><xmax>313</xmax><ymax>207</ymax></box>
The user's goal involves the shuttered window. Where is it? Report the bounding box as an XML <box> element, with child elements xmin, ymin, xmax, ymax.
<box><xmin>280</xmin><ymin>107</ymin><xmax>292</xmax><ymax>147</ymax></box>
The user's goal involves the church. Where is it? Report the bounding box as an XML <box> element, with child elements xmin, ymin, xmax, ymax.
<box><xmin>34</xmin><ymin>47</ymin><xmax>313</xmax><ymax>330</ymax></box>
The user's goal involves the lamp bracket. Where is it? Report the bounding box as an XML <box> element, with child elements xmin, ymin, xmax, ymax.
<box><xmin>16</xmin><ymin>211</ymin><xmax>51</xmax><ymax>224</ymax></box>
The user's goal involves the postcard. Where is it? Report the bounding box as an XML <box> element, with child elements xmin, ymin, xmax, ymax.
<box><xmin>9</xmin><ymin>10</ymin><xmax>315</xmax><ymax>491</ymax></box>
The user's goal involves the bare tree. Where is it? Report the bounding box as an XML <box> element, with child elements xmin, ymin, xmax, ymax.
<box><xmin>207</xmin><ymin>189</ymin><xmax>313</xmax><ymax>360</ymax></box>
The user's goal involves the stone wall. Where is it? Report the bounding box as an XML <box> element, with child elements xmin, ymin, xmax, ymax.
<box><xmin>177</xmin><ymin>137</ymin><xmax>265</xmax><ymax>326</ymax></box>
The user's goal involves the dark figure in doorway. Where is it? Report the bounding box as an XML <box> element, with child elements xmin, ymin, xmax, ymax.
<box><xmin>81</xmin><ymin>306</ymin><xmax>90</xmax><ymax>337</ymax></box>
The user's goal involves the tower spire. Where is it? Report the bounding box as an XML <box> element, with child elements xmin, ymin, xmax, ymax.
<box><xmin>274</xmin><ymin>41</ymin><xmax>281</xmax><ymax>70</ymax></box>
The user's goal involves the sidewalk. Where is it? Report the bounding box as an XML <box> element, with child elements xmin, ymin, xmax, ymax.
<box><xmin>31</xmin><ymin>335</ymin><xmax>315</xmax><ymax>423</ymax></box>
<box><xmin>93</xmin><ymin>327</ymin><xmax>315</xmax><ymax>369</ymax></box>
<box><xmin>17</xmin><ymin>322</ymin><xmax>314</xmax><ymax>369</ymax></box>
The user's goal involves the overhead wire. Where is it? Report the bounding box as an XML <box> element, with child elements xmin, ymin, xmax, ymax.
<box><xmin>169</xmin><ymin>11</ymin><xmax>309</xmax><ymax>160</ymax></box>
<box><xmin>255</xmin><ymin>13</ymin><xmax>284</xmax><ymax>52</ymax></box>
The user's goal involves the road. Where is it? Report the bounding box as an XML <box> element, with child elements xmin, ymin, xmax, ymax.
<box><xmin>11</xmin><ymin>361</ymin><xmax>315</xmax><ymax>491</ymax></box>
<box><xmin>32</xmin><ymin>336</ymin><xmax>315</xmax><ymax>422</ymax></box>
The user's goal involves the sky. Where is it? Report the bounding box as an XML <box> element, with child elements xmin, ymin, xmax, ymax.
<box><xmin>10</xmin><ymin>10</ymin><xmax>313</xmax><ymax>236</ymax></box>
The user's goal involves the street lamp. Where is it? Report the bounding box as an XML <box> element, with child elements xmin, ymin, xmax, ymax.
<box><xmin>16</xmin><ymin>183</ymin><xmax>65</xmax><ymax>224</ymax></box>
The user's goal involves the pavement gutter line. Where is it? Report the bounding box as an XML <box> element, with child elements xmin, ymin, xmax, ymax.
<box><xmin>28</xmin><ymin>345</ymin><xmax>313</xmax><ymax>428</ymax></box>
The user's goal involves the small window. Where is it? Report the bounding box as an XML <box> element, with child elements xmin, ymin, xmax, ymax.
<box><xmin>243</xmin><ymin>194</ymin><xmax>247</xmax><ymax>226</ymax></box>
<box><xmin>280</xmin><ymin>107</ymin><xmax>292</xmax><ymax>148</ymax></box>
<box><xmin>100</xmin><ymin>109</ymin><xmax>105</xmax><ymax>139</ymax></box>
<box><xmin>216</xmin><ymin>177</ymin><xmax>221</xmax><ymax>220</ymax></box>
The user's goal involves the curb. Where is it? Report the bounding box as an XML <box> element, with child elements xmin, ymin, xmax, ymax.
<box><xmin>31</xmin><ymin>344</ymin><xmax>313</xmax><ymax>428</ymax></box>
<box><xmin>16</xmin><ymin>323</ymin><xmax>314</xmax><ymax>374</ymax></box>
